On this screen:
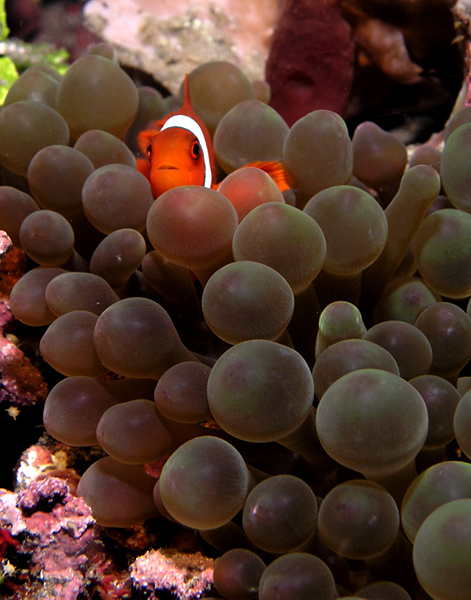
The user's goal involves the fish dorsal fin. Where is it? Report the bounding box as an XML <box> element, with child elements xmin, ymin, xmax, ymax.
<box><xmin>159</xmin><ymin>74</ymin><xmax>215</xmax><ymax>189</ymax></box>
<box><xmin>182</xmin><ymin>73</ymin><xmax>192</xmax><ymax>112</ymax></box>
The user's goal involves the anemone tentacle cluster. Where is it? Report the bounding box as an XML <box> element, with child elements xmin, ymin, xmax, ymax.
<box><xmin>2</xmin><ymin>45</ymin><xmax>471</xmax><ymax>600</ymax></box>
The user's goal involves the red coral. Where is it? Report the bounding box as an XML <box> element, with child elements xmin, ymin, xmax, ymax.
<box><xmin>0</xmin><ymin>230</ymin><xmax>45</xmax><ymax>410</ymax></box>
<box><xmin>0</xmin><ymin>336</ymin><xmax>48</xmax><ymax>408</ymax></box>
<box><xmin>0</xmin><ymin>231</ymin><xmax>26</xmax><ymax>300</ymax></box>
<box><xmin>266</xmin><ymin>0</ymin><xmax>354</xmax><ymax>125</ymax></box>
<box><xmin>0</xmin><ymin>526</ymin><xmax>19</xmax><ymax>560</ymax></box>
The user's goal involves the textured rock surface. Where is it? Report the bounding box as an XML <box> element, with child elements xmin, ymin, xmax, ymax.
<box><xmin>130</xmin><ymin>547</ymin><xmax>215</xmax><ymax>599</ymax></box>
<box><xmin>83</xmin><ymin>0</ymin><xmax>466</xmax><ymax>135</ymax></box>
<box><xmin>83</xmin><ymin>0</ymin><xmax>281</xmax><ymax>94</ymax></box>
<box><xmin>0</xmin><ymin>477</ymin><xmax>98</xmax><ymax>599</ymax></box>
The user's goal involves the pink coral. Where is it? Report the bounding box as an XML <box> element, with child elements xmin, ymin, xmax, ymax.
<box><xmin>130</xmin><ymin>547</ymin><xmax>215</xmax><ymax>599</ymax></box>
<box><xmin>0</xmin><ymin>336</ymin><xmax>47</xmax><ymax>408</ymax></box>
<box><xmin>0</xmin><ymin>477</ymin><xmax>126</xmax><ymax>599</ymax></box>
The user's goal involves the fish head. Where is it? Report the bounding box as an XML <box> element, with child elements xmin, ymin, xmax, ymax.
<box><xmin>146</xmin><ymin>126</ymin><xmax>208</xmax><ymax>198</ymax></box>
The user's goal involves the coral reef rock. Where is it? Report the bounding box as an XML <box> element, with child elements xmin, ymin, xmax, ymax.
<box><xmin>130</xmin><ymin>547</ymin><xmax>215</xmax><ymax>599</ymax></box>
<box><xmin>0</xmin><ymin>477</ymin><xmax>97</xmax><ymax>599</ymax></box>
<box><xmin>83</xmin><ymin>0</ymin><xmax>281</xmax><ymax>93</ymax></box>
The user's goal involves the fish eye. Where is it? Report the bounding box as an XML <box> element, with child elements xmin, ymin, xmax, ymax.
<box><xmin>191</xmin><ymin>141</ymin><xmax>201</xmax><ymax>160</ymax></box>
<box><xmin>146</xmin><ymin>144</ymin><xmax>152</xmax><ymax>159</ymax></box>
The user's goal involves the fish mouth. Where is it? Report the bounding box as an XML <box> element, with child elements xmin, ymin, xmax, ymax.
<box><xmin>156</xmin><ymin>165</ymin><xmax>179</xmax><ymax>170</ymax></box>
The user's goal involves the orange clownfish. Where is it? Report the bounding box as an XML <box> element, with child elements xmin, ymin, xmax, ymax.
<box><xmin>136</xmin><ymin>75</ymin><xmax>291</xmax><ymax>199</ymax></box>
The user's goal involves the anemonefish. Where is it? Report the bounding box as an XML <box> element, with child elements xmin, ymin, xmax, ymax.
<box><xmin>136</xmin><ymin>75</ymin><xmax>291</xmax><ymax>199</ymax></box>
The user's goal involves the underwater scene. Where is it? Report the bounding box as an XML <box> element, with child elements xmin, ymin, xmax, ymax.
<box><xmin>0</xmin><ymin>0</ymin><xmax>470</xmax><ymax>598</ymax></box>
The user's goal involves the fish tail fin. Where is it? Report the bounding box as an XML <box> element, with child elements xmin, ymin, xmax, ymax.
<box><xmin>244</xmin><ymin>161</ymin><xmax>293</xmax><ymax>193</ymax></box>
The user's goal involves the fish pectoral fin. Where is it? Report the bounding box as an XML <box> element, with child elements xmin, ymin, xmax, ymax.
<box><xmin>136</xmin><ymin>157</ymin><xmax>151</xmax><ymax>180</ymax></box>
<box><xmin>244</xmin><ymin>160</ymin><xmax>293</xmax><ymax>193</ymax></box>
<box><xmin>136</xmin><ymin>120</ymin><xmax>162</xmax><ymax>155</ymax></box>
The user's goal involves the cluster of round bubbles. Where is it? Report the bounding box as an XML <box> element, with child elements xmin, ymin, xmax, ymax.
<box><xmin>3</xmin><ymin>46</ymin><xmax>471</xmax><ymax>600</ymax></box>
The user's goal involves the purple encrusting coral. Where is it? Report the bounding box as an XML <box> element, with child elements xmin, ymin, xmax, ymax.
<box><xmin>0</xmin><ymin>477</ymin><xmax>97</xmax><ymax>599</ymax></box>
